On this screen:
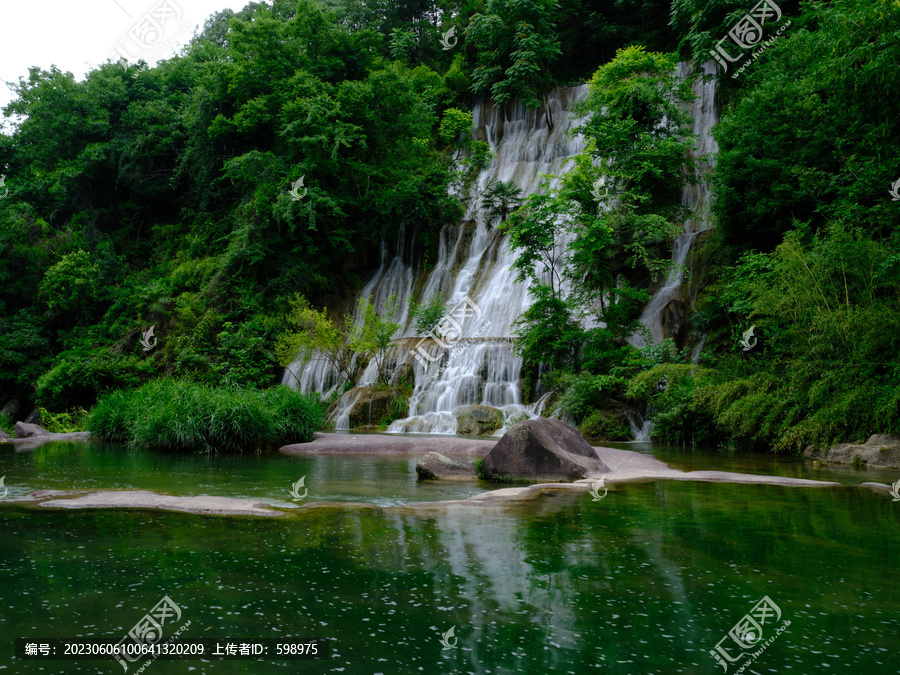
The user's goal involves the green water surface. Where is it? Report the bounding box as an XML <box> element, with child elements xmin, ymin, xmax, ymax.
<box><xmin>1</xmin><ymin>440</ymin><xmax>899</xmax><ymax>674</ymax></box>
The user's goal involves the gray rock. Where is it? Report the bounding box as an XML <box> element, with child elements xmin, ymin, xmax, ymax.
<box><xmin>390</xmin><ymin>361</ymin><xmax>415</xmax><ymax>389</ymax></box>
<box><xmin>455</xmin><ymin>404</ymin><xmax>503</xmax><ymax>436</ymax></box>
<box><xmin>804</xmin><ymin>434</ymin><xmax>900</xmax><ymax>469</ymax></box>
<box><xmin>281</xmin><ymin>433</ymin><xmax>494</xmax><ymax>456</ymax></box>
<box><xmin>328</xmin><ymin>387</ymin><xmax>403</xmax><ymax>429</ymax></box>
<box><xmin>6</xmin><ymin>431</ymin><xmax>90</xmax><ymax>449</ymax></box>
<box><xmin>866</xmin><ymin>434</ymin><xmax>900</xmax><ymax>447</ymax></box>
<box><xmin>661</xmin><ymin>298</ymin><xmax>688</xmax><ymax>345</ymax></box>
<box><xmin>23</xmin><ymin>407</ymin><xmax>43</xmax><ymax>426</ymax></box>
<box><xmin>1</xmin><ymin>398</ymin><xmax>20</xmax><ymax>418</ymax></box>
<box><xmin>0</xmin><ymin>428</ymin><xmax>10</xmax><ymax>441</ymax></box>
<box><xmin>481</xmin><ymin>418</ymin><xmax>611</xmax><ymax>483</ymax></box>
<box><xmin>415</xmin><ymin>452</ymin><xmax>477</xmax><ymax>480</ymax></box>
<box><xmin>15</xmin><ymin>421</ymin><xmax>50</xmax><ymax>438</ymax></box>
<box><xmin>12</xmin><ymin>490</ymin><xmax>283</xmax><ymax>517</ymax></box>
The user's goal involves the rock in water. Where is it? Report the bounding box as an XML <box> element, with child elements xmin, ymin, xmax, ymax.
<box><xmin>481</xmin><ymin>418</ymin><xmax>610</xmax><ymax>482</ymax></box>
<box><xmin>14</xmin><ymin>422</ymin><xmax>50</xmax><ymax>438</ymax></box>
<box><xmin>455</xmin><ymin>404</ymin><xmax>503</xmax><ymax>435</ymax></box>
<box><xmin>415</xmin><ymin>452</ymin><xmax>477</xmax><ymax>480</ymax></box>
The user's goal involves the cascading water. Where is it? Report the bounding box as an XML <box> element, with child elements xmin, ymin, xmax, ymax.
<box><xmin>283</xmin><ymin>64</ymin><xmax>718</xmax><ymax>437</ymax></box>
<box><xmin>629</xmin><ymin>415</ymin><xmax>655</xmax><ymax>442</ymax></box>
<box><xmin>628</xmin><ymin>61</ymin><xmax>719</xmax><ymax>349</ymax></box>
<box><xmin>283</xmin><ymin>85</ymin><xmax>588</xmax><ymax>433</ymax></box>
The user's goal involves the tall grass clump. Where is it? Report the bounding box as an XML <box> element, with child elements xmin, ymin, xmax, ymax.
<box><xmin>86</xmin><ymin>390</ymin><xmax>134</xmax><ymax>443</ymax></box>
<box><xmin>87</xmin><ymin>379</ymin><xmax>324</xmax><ymax>453</ymax></box>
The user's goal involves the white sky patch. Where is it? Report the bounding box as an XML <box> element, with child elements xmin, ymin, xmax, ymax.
<box><xmin>0</xmin><ymin>0</ymin><xmax>253</xmax><ymax>123</ymax></box>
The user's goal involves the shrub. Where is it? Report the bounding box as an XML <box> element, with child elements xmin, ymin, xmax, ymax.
<box><xmin>37</xmin><ymin>406</ymin><xmax>89</xmax><ymax>433</ymax></box>
<box><xmin>0</xmin><ymin>411</ymin><xmax>13</xmax><ymax>436</ymax></box>
<box><xmin>551</xmin><ymin>372</ymin><xmax>628</xmax><ymax>423</ymax></box>
<box><xmin>578</xmin><ymin>410</ymin><xmax>631</xmax><ymax>442</ymax></box>
<box><xmin>87</xmin><ymin>379</ymin><xmax>324</xmax><ymax>453</ymax></box>
<box><xmin>620</xmin><ymin>364</ymin><xmax>724</xmax><ymax>447</ymax></box>
<box><xmin>86</xmin><ymin>389</ymin><xmax>133</xmax><ymax>443</ymax></box>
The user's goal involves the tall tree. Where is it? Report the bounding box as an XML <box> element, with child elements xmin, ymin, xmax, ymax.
<box><xmin>467</xmin><ymin>0</ymin><xmax>562</xmax><ymax>122</ymax></box>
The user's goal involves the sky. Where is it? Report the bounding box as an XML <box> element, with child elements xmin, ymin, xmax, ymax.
<box><xmin>0</xmin><ymin>0</ymin><xmax>253</xmax><ymax>125</ymax></box>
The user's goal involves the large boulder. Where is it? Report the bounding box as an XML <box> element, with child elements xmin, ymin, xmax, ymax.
<box><xmin>805</xmin><ymin>434</ymin><xmax>900</xmax><ymax>469</ymax></box>
<box><xmin>415</xmin><ymin>452</ymin><xmax>478</xmax><ymax>480</ymax></box>
<box><xmin>15</xmin><ymin>422</ymin><xmax>50</xmax><ymax>438</ymax></box>
<box><xmin>455</xmin><ymin>405</ymin><xmax>503</xmax><ymax>436</ymax></box>
<box><xmin>481</xmin><ymin>418</ymin><xmax>610</xmax><ymax>482</ymax></box>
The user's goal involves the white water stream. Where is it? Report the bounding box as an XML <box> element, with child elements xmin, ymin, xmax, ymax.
<box><xmin>628</xmin><ymin>61</ymin><xmax>719</xmax><ymax>349</ymax></box>
<box><xmin>283</xmin><ymin>65</ymin><xmax>718</xmax><ymax>436</ymax></box>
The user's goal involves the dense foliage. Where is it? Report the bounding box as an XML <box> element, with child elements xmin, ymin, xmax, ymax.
<box><xmin>504</xmin><ymin>45</ymin><xmax>694</xmax><ymax>415</ymax></box>
<box><xmin>504</xmin><ymin>0</ymin><xmax>900</xmax><ymax>451</ymax></box>
<box><xmin>0</xmin><ymin>0</ymin><xmax>676</xmax><ymax>419</ymax></box>
<box><xmin>87</xmin><ymin>380</ymin><xmax>323</xmax><ymax>452</ymax></box>
<box><xmin>2</xmin><ymin>0</ymin><xmax>897</xmax><ymax>454</ymax></box>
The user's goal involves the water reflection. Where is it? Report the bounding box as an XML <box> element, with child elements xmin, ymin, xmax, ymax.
<box><xmin>2</xmin><ymin>479</ymin><xmax>898</xmax><ymax>673</ymax></box>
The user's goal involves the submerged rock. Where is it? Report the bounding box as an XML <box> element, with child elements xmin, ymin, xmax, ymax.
<box><xmin>454</xmin><ymin>404</ymin><xmax>503</xmax><ymax>436</ymax></box>
<box><xmin>12</xmin><ymin>489</ymin><xmax>283</xmax><ymax>517</ymax></box>
<box><xmin>14</xmin><ymin>422</ymin><xmax>50</xmax><ymax>438</ymax></box>
<box><xmin>805</xmin><ymin>434</ymin><xmax>900</xmax><ymax>469</ymax></box>
<box><xmin>415</xmin><ymin>452</ymin><xmax>477</xmax><ymax>480</ymax></box>
<box><xmin>481</xmin><ymin>418</ymin><xmax>611</xmax><ymax>483</ymax></box>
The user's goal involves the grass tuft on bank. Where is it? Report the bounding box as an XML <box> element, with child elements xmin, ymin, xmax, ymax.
<box><xmin>88</xmin><ymin>379</ymin><xmax>324</xmax><ymax>453</ymax></box>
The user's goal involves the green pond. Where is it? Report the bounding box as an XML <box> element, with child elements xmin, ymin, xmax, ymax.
<box><xmin>1</xmin><ymin>437</ymin><xmax>899</xmax><ymax>673</ymax></box>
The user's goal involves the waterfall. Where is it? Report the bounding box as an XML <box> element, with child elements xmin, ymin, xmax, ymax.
<box><xmin>284</xmin><ymin>85</ymin><xmax>589</xmax><ymax>433</ymax></box>
<box><xmin>628</xmin><ymin>61</ymin><xmax>719</xmax><ymax>349</ymax></box>
<box><xmin>628</xmin><ymin>414</ymin><xmax>655</xmax><ymax>443</ymax></box>
<box><xmin>283</xmin><ymin>64</ymin><xmax>718</xmax><ymax>437</ymax></box>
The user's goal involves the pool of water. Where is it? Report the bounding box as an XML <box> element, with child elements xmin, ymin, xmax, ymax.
<box><xmin>0</xmin><ymin>440</ymin><xmax>497</xmax><ymax>507</ymax></box>
<box><xmin>1</xmin><ymin>440</ymin><xmax>899</xmax><ymax>673</ymax></box>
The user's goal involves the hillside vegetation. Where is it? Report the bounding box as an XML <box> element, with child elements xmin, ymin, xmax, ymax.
<box><xmin>1</xmin><ymin>0</ymin><xmax>897</xmax><ymax>452</ymax></box>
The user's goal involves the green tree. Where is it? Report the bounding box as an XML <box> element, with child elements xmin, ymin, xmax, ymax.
<box><xmin>439</xmin><ymin>107</ymin><xmax>493</xmax><ymax>194</ymax></box>
<box><xmin>481</xmin><ymin>180</ymin><xmax>523</xmax><ymax>230</ymax></box>
<box><xmin>409</xmin><ymin>295</ymin><xmax>448</xmax><ymax>335</ymax></box>
<box><xmin>505</xmin><ymin>178</ymin><xmax>571</xmax><ymax>298</ymax></box>
<box><xmin>573</xmin><ymin>45</ymin><xmax>697</xmax><ymax>218</ymax></box>
<box><xmin>276</xmin><ymin>294</ymin><xmax>356</xmax><ymax>388</ymax></box>
<box><xmin>467</xmin><ymin>0</ymin><xmax>562</xmax><ymax>118</ymax></box>
<box><xmin>349</xmin><ymin>293</ymin><xmax>402</xmax><ymax>384</ymax></box>
<box><xmin>564</xmin><ymin>46</ymin><xmax>696</xmax><ymax>339</ymax></box>
<box><xmin>710</xmin><ymin>0</ymin><xmax>900</xmax><ymax>252</ymax></box>
<box><xmin>39</xmin><ymin>250</ymin><xmax>106</xmax><ymax>319</ymax></box>
<box><xmin>389</xmin><ymin>28</ymin><xmax>418</xmax><ymax>61</ymax></box>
